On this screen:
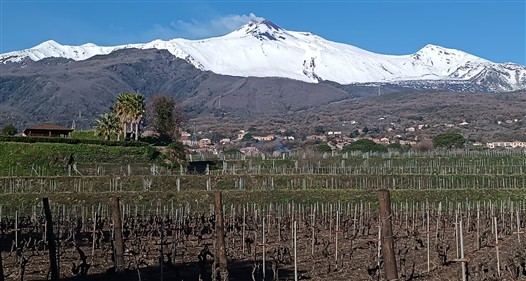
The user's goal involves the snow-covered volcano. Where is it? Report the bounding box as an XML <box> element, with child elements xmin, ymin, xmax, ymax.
<box><xmin>2</xmin><ymin>18</ymin><xmax>525</xmax><ymax>91</ymax></box>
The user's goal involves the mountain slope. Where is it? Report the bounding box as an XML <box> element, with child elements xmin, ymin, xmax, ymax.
<box><xmin>2</xmin><ymin>19</ymin><xmax>525</xmax><ymax>91</ymax></box>
<box><xmin>0</xmin><ymin>49</ymin><xmax>352</xmax><ymax>129</ymax></box>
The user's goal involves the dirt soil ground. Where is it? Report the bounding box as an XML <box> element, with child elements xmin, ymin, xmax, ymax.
<box><xmin>1</xmin><ymin>207</ymin><xmax>526</xmax><ymax>281</ymax></box>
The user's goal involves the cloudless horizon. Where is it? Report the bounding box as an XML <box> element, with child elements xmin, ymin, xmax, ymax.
<box><xmin>1</xmin><ymin>0</ymin><xmax>525</xmax><ymax>64</ymax></box>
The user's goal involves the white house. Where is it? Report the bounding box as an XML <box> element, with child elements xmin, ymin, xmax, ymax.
<box><xmin>487</xmin><ymin>141</ymin><xmax>526</xmax><ymax>149</ymax></box>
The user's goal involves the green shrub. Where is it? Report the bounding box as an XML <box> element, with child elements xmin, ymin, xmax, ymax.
<box><xmin>0</xmin><ymin>135</ymin><xmax>149</xmax><ymax>147</ymax></box>
<box><xmin>433</xmin><ymin>132</ymin><xmax>465</xmax><ymax>149</ymax></box>
<box><xmin>0</xmin><ymin>142</ymin><xmax>161</xmax><ymax>176</ymax></box>
<box><xmin>1</xmin><ymin>124</ymin><xmax>17</xmax><ymax>136</ymax></box>
<box><xmin>342</xmin><ymin>139</ymin><xmax>388</xmax><ymax>153</ymax></box>
<box><xmin>140</xmin><ymin>135</ymin><xmax>173</xmax><ymax>146</ymax></box>
<box><xmin>315</xmin><ymin>144</ymin><xmax>332</xmax><ymax>152</ymax></box>
<box><xmin>70</xmin><ymin>130</ymin><xmax>99</xmax><ymax>140</ymax></box>
<box><xmin>223</xmin><ymin>149</ymin><xmax>241</xmax><ymax>155</ymax></box>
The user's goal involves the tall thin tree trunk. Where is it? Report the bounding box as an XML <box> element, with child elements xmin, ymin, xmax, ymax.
<box><xmin>135</xmin><ymin>122</ymin><xmax>139</xmax><ymax>141</ymax></box>
<box><xmin>122</xmin><ymin>122</ymin><xmax>127</xmax><ymax>140</ymax></box>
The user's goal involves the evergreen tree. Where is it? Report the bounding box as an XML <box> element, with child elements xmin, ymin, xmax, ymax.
<box><xmin>1</xmin><ymin>124</ymin><xmax>17</xmax><ymax>136</ymax></box>
<box><xmin>147</xmin><ymin>94</ymin><xmax>186</xmax><ymax>141</ymax></box>
<box><xmin>433</xmin><ymin>132</ymin><xmax>465</xmax><ymax>149</ymax></box>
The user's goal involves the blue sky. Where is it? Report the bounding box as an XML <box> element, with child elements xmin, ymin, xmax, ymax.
<box><xmin>1</xmin><ymin>0</ymin><xmax>525</xmax><ymax>64</ymax></box>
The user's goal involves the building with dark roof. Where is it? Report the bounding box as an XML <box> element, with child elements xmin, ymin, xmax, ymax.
<box><xmin>22</xmin><ymin>123</ymin><xmax>74</xmax><ymax>138</ymax></box>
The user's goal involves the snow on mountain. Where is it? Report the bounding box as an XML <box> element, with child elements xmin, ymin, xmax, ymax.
<box><xmin>1</xmin><ymin>40</ymin><xmax>115</xmax><ymax>62</ymax></box>
<box><xmin>1</xmin><ymin>18</ymin><xmax>525</xmax><ymax>91</ymax></box>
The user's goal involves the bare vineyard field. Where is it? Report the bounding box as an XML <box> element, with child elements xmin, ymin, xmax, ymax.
<box><xmin>2</xmin><ymin>150</ymin><xmax>526</xmax><ymax>280</ymax></box>
<box><xmin>1</xmin><ymin>197</ymin><xmax>526</xmax><ymax>280</ymax></box>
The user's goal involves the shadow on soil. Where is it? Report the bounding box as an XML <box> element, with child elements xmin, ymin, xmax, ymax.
<box><xmin>54</xmin><ymin>259</ymin><xmax>304</xmax><ymax>281</ymax></box>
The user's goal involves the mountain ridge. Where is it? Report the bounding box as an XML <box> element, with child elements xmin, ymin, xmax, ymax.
<box><xmin>2</xmin><ymin>47</ymin><xmax>526</xmax><ymax>141</ymax></box>
<box><xmin>0</xmin><ymin>48</ymin><xmax>356</xmax><ymax>129</ymax></box>
<box><xmin>2</xmin><ymin>18</ymin><xmax>525</xmax><ymax>91</ymax></box>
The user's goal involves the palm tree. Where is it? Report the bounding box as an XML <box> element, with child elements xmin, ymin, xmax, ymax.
<box><xmin>95</xmin><ymin>113</ymin><xmax>120</xmax><ymax>140</ymax></box>
<box><xmin>113</xmin><ymin>92</ymin><xmax>145</xmax><ymax>141</ymax></box>
<box><xmin>114</xmin><ymin>93</ymin><xmax>133</xmax><ymax>140</ymax></box>
<box><xmin>129</xmin><ymin>94</ymin><xmax>146</xmax><ymax>141</ymax></box>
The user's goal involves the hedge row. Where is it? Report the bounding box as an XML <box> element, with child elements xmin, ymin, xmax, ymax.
<box><xmin>0</xmin><ymin>135</ymin><xmax>150</xmax><ymax>147</ymax></box>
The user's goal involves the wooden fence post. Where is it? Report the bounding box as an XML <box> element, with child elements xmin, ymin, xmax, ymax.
<box><xmin>43</xmin><ymin>197</ymin><xmax>60</xmax><ymax>281</ymax></box>
<box><xmin>214</xmin><ymin>192</ymin><xmax>229</xmax><ymax>281</ymax></box>
<box><xmin>112</xmin><ymin>196</ymin><xmax>125</xmax><ymax>272</ymax></box>
<box><xmin>378</xmin><ymin>189</ymin><xmax>398</xmax><ymax>280</ymax></box>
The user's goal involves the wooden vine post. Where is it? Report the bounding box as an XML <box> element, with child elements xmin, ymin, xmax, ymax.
<box><xmin>160</xmin><ymin>219</ymin><xmax>164</xmax><ymax>281</ymax></box>
<box><xmin>43</xmin><ymin>197</ymin><xmax>60</xmax><ymax>281</ymax></box>
<box><xmin>494</xmin><ymin>216</ymin><xmax>500</xmax><ymax>277</ymax></box>
<box><xmin>262</xmin><ymin>217</ymin><xmax>266</xmax><ymax>279</ymax></box>
<box><xmin>214</xmin><ymin>192</ymin><xmax>229</xmax><ymax>281</ymax></box>
<box><xmin>294</xmin><ymin>220</ymin><xmax>298</xmax><ymax>281</ymax></box>
<box><xmin>459</xmin><ymin>220</ymin><xmax>467</xmax><ymax>281</ymax></box>
<box><xmin>514</xmin><ymin>210</ymin><xmax>523</xmax><ymax>243</ymax></box>
<box><xmin>378</xmin><ymin>189</ymin><xmax>398</xmax><ymax>280</ymax></box>
<box><xmin>0</xmin><ymin>240</ymin><xmax>4</xmax><ymax>281</ymax></box>
<box><xmin>112</xmin><ymin>196</ymin><xmax>125</xmax><ymax>272</ymax></box>
<box><xmin>91</xmin><ymin>212</ymin><xmax>97</xmax><ymax>265</ymax></box>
